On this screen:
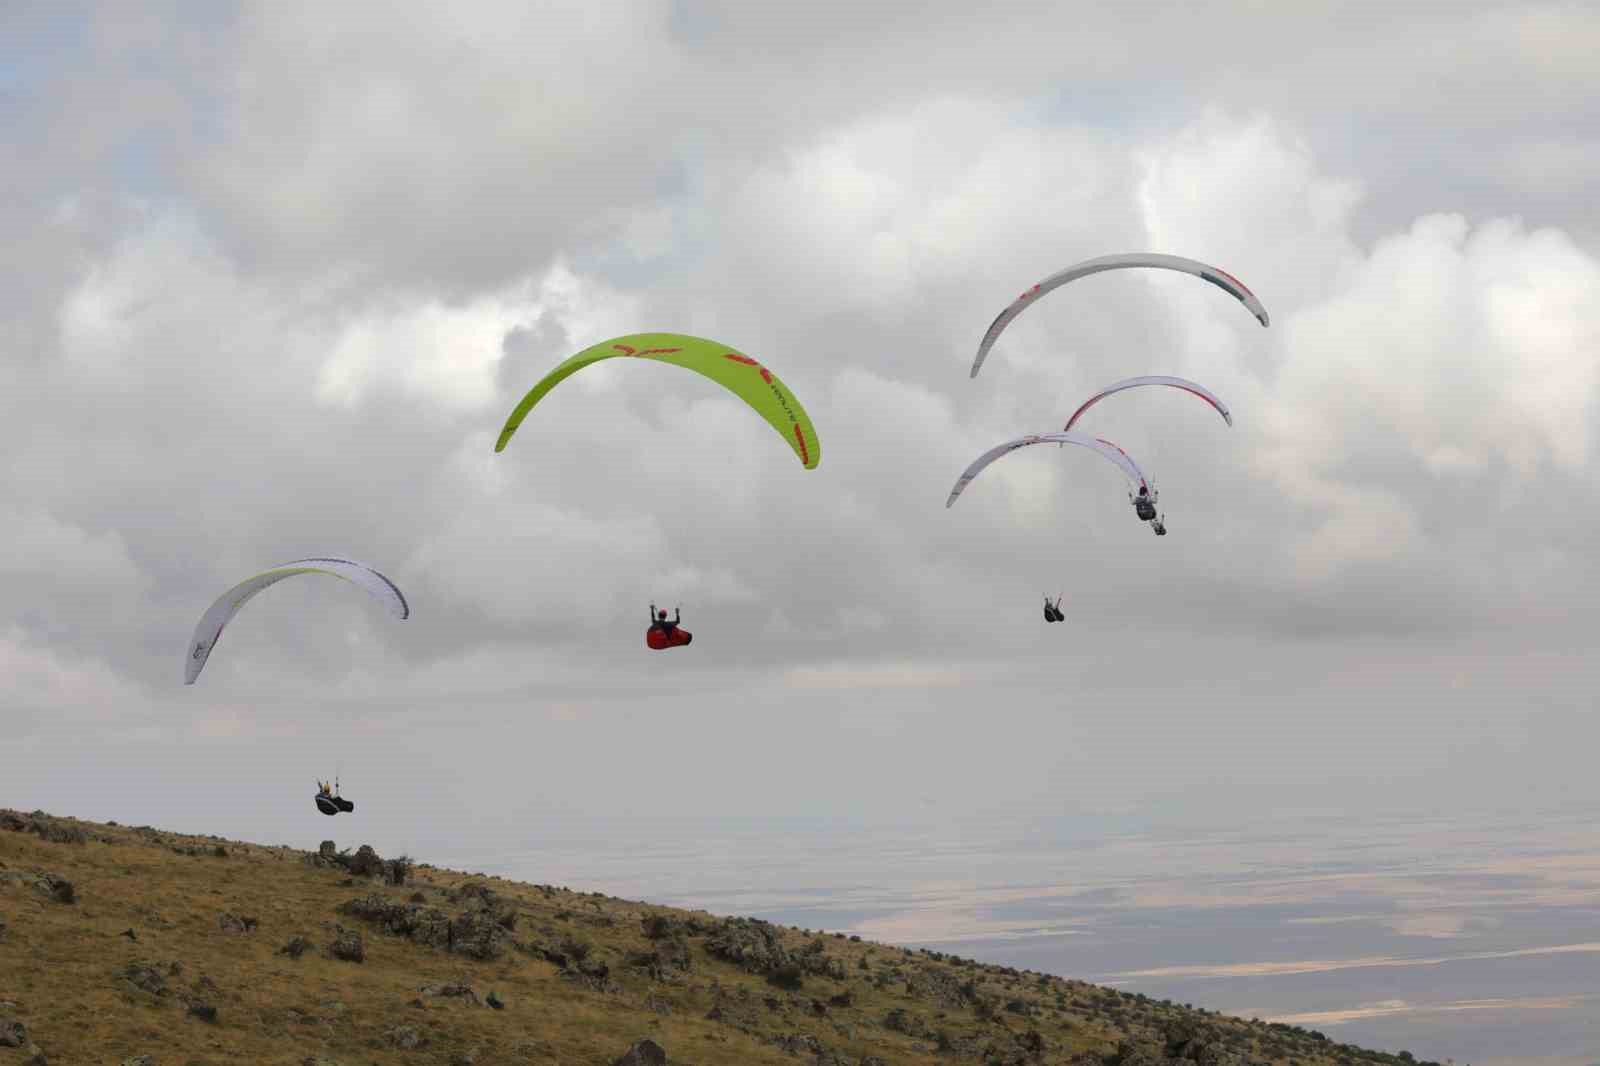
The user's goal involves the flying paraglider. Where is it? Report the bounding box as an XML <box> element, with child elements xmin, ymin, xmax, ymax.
<box><xmin>315</xmin><ymin>779</ymin><xmax>355</xmax><ymax>816</ymax></box>
<box><xmin>1063</xmin><ymin>375</ymin><xmax>1233</xmax><ymax>433</ymax></box>
<box><xmin>970</xmin><ymin>253</ymin><xmax>1270</xmax><ymax>378</ymax></box>
<box><xmin>184</xmin><ymin>557</ymin><xmax>409</xmax><ymax>685</ymax></box>
<box><xmin>496</xmin><ymin>333</ymin><xmax>821</xmax><ymax>469</ymax></box>
<box><xmin>945</xmin><ymin>432</ymin><xmax>1154</xmax><ymax>509</ymax></box>
<box><xmin>647</xmin><ymin>603</ymin><xmax>692</xmax><ymax>650</ymax></box>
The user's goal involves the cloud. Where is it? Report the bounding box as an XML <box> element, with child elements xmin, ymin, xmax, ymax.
<box><xmin>4</xmin><ymin>4</ymin><xmax>1600</xmax><ymax>841</ymax></box>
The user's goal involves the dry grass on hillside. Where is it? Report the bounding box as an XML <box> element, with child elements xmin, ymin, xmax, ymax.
<box><xmin>1</xmin><ymin>810</ymin><xmax>1442</xmax><ymax>1065</ymax></box>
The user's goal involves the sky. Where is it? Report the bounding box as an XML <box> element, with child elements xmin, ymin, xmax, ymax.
<box><xmin>2</xmin><ymin>2</ymin><xmax>1599</xmax><ymax>862</ymax></box>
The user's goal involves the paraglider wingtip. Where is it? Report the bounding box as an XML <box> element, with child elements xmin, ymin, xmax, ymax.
<box><xmin>1256</xmin><ymin>312</ymin><xmax>1270</xmax><ymax>327</ymax></box>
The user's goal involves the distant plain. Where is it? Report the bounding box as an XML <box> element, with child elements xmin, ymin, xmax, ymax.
<box><xmin>454</xmin><ymin>807</ymin><xmax>1600</xmax><ymax>1066</ymax></box>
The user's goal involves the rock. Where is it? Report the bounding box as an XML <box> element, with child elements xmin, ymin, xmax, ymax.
<box><xmin>448</xmin><ymin>906</ymin><xmax>512</xmax><ymax>959</ymax></box>
<box><xmin>611</xmin><ymin>1038</ymin><xmax>668</xmax><ymax>1066</ymax></box>
<box><xmin>485</xmin><ymin>989</ymin><xmax>505</xmax><ymax>1010</ymax></box>
<box><xmin>27</xmin><ymin>816</ymin><xmax>87</xmax><ymax>845</ymax></box>
<box><xmin>217</xmin><ymin>912</ymin><xmax>257</xmax><ymax>934</ymax></box>
<box><xmin>771</xmin><ymin>1033</ymin><xmax>828</xmax><ymax>1056</ymax></box>
<box><xmin>338</xmin><ymin>890</ymin><xmax>513</xmax><ymax>960</ymax></box>
<box><xmin>279</xmin><ymin>935</ymin><xmax>312</xmax><ymax>959</ymax></box>
<box><xmin>117</xmin><ymin>960</ymin><xmax>169</xmax><ymax>997</ymax></box>
<box><xmin>641</xmin><ymin>913</ymin><xmax>684</xmax><ymax>940</ymax></box>
<box><xmin>120</xmin><ymin>1057</ymin><xmax>155</xmax><ymax>1066</ymax></box>
<box><xmin>120</xmin><ymin>928</ymin><xmax>138</xmax><ymax>941</ymax></box>
<box><xmin>22</xmin><ymin>1042</ymin><xmax>47</xmax><ymax>1065</ymax></box>
<box><xmin>419</xmin><ymin>983</ymin><xmax>481</xmax><ymax>1006</ymax></box>
<box><xmin>626</xmin><ymin>937</ymin><xmax>691</xmax><ymax>980</ymax></box>
<box><xmin>187</xmin><ymin>1000</ymin><xmax>218</xmax><ymax>1023</ymax></box>
<box><xmin>448</xmin><ymin>881</ymin><xmax>497</xmax><ymax>905</ymax></box>
<box><xmin>329</xmin><ymin>927</ymin><xmax>365</xmax><ymax>963</ymax></box>
<box><xmin>383</xmin><ymin>856</ymin><xmax>411</xmax><ymax>886</ymax></box>
<box><xmin>304</xmin><ymin>840</ymin><xmax>341</xmax><ymax>868</ymax></box>
<box><xmin>30</xmin><ymin>873</ymin><xmax>75</xmax><ymax>905</ymax></box>
<box><xmin>346</xmin><ymin>844</ymin><xmax>384</xmax><ymax>878</ymax></box>
<box><xmin>386</xmin><ymin>1025</ymin><xmax>425</xmax><ymax>1049</ymax></box>
<box><xmin>0</xmin><ymin>1017</ymin><xmax>26</xmax><ymax>1047</ymax></box>
<box><xmin>705</xmin><ymin>918</ymin><xmax>792</xmax><ymax>977</ymax></box>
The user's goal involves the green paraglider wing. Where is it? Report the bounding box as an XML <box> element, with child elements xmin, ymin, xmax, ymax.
<box><xmin>495</xmin><ymin>333</ymin><xmax>821</xmax><ymax>469</ymax></box>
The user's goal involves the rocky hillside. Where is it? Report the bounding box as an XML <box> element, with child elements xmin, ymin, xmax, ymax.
<box><xmin>1</xmin><ymin>809</ymin><xmax>1446</xmax><ymax>1065</ymax></box>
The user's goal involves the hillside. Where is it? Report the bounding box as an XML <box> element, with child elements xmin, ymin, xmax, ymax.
<box><xmin>1</xmin><ymin>809</ymin><xmax>1444</xmax><ymax>1065</ymax></box>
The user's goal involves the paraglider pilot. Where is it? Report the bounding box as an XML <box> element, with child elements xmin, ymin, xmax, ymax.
<box><xmin>1151</xmin><ymin>516</ymin><xmax>1167</xmax><ymax>537</ymax></box>
<box><xmin>1043</xmin><ymin>595</ymin><xmax>1064</xmax><ymax>623</ymax></box>
<box><xmin>1132</xmin><ymin>485</ymin><xmax>1158</xmax><ymax>523</ymax></box>
<box><xmin>650</xmin><ymin>603</ymin><xmax>682</xmax><ymax>637</ymax></box>
<box><xmin>315</xmin><ymin>778</ymin><xmax>355</xmax><ymax>815</ymax></box>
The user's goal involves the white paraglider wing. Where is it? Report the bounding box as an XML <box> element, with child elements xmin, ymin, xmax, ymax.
<box><xmin>1064</xmin><ymin>375</ymin><xmax>1233</xmax><ymax>432</ymax></box>
<box><xmin>945</xmin><ymin>432</ymin><xmax>1151</xmax><ymax>508</ymax></box>
<box><xmin>185</xmin><ymin>557</ymin><xmax>409</xmax><ymax>684</ymax></box>
<box><xmin>970</xmin><ymin>252</ymin><xmax>1270</xmax><ymax>377</ymax></box>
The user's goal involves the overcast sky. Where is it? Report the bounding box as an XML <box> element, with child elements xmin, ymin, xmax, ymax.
<box><xmin>3</xmin><ymin>2</ymin><xmax>1598</xmax><ymax>859</ymax></box>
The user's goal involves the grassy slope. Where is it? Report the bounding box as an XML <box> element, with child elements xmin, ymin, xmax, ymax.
<box><xmin>1</xmin><ymin>811</ymin><xmax>1439</xmax><ymax>1066</ymax></box>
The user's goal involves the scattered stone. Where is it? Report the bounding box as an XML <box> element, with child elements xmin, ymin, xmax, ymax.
<box><xmin>386</xmin><ymin>1025</ymin><xmax>425</xmax><ymax>1049</ymax></box>
<box><xmin>120</xmin><ymin>928</ymin><xmax>138</xmax><ymax>941</ymax></box>
<box><xmin>337</xmin><ymin>892</ymin><xmax>511</xmax><ymax>961</ymax></box>
<box><xmin>278</xmin><ymin>935</ymin><xmax>312</xmax><ymax>959</ymax></box>
<box><xmin>485</xmin><ymin>989</ymin><xmax>505</xmax><ymax>1010</ymax></box>
<box><xmin>611</xmin><ymin>1038</ymin><xmax>667</xmax><ymax>1066</ymax></box>
<box><xmin>641</xmin><ymin>913</ymin><xmax>684</xmax><ymax>940</ymax></box>
<box><xmin>771</xmin><ymin>1033</ymin><xmax>828</xmax><ymax>1057</ymax></box>
<box><xmin>0</xmin><ymin>1017</ymin><xmax>26</xmax><ymax>1048</ymax></box>
<box><xmin>28</xmin><ymin>873</ymin><xmax>75</xmax><ymax>905</ymax></box>
<box><xmin>121</xmin><ymin>1057</ymin><xmax>155</xmax><ymax>1066</ymax></box>
<box><xmin>347</xmin><ymin>844</ymin><xmax>384</xmax><ymax>878</ymax></box>
<box><xmin>117</xmin><ymin>960</ymin><xmax>169</xmax><ymax>997</ymax></box>
<box><xmin>419</xmin><ymin>983</ymin><xmax>482</xmax><ymax>1006</ymax></box>
<box><xmin>329</xmin><ymin>926</ymin><xmax>365</xmax><ymax>963</ymax></box>
<box><xmin>187</xmin><ymin>1000</ymin><xmax>218</xmax><ymax>1023</ymax></box>
<box><xmin>218</xmin><ymin>912</ymin><xmax>258</xmax><ymax>934</ymax></box>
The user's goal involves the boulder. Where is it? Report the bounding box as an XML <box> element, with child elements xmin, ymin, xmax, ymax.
<box><xmin>329</xmin><ymin>927</ymin><xmax>365</xmax><ymax>963</ymax></box>
<box><xmin>611</xmin><ymin>1039</ymin><xmax>667</xmax><ymax>1066</ymax></box>
<box><xmin>117</xmin><ymin>960</ymin><xmax>169</xmax><ymax>997</ymax></box>
<box><xmin>279</xmin><ymin>935</ymin><xmax>312</xmax><ymax>959</ymax></box>
<box><xmin>217</xmin><ymin>912</ymin><xmax>257</xmax><ymax>934</ymax></box>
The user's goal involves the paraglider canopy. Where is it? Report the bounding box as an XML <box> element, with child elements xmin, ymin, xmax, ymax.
<box><xmin>1064</xmin><ymin>375</ymin><xmax>1233</xmax><ymax>432</ymax></box>
<box><xmin>971</xmin><ymin>253</ymin><xmax>1269</xmax><ymax>377</ymax></box>
<box><xmin>185</xmin><ymin>558</ymin><xmax>409</xmax><ymax>685</ymax></box>
<box><xmin>496</xmin><ymin>333</ymin><xmax>821</xmax><ymax>469</ymax></box>
<box><xmin>946</xmin><ymin>432</ymin><xmax>1152</xmax><ymax>508</ymax></box>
